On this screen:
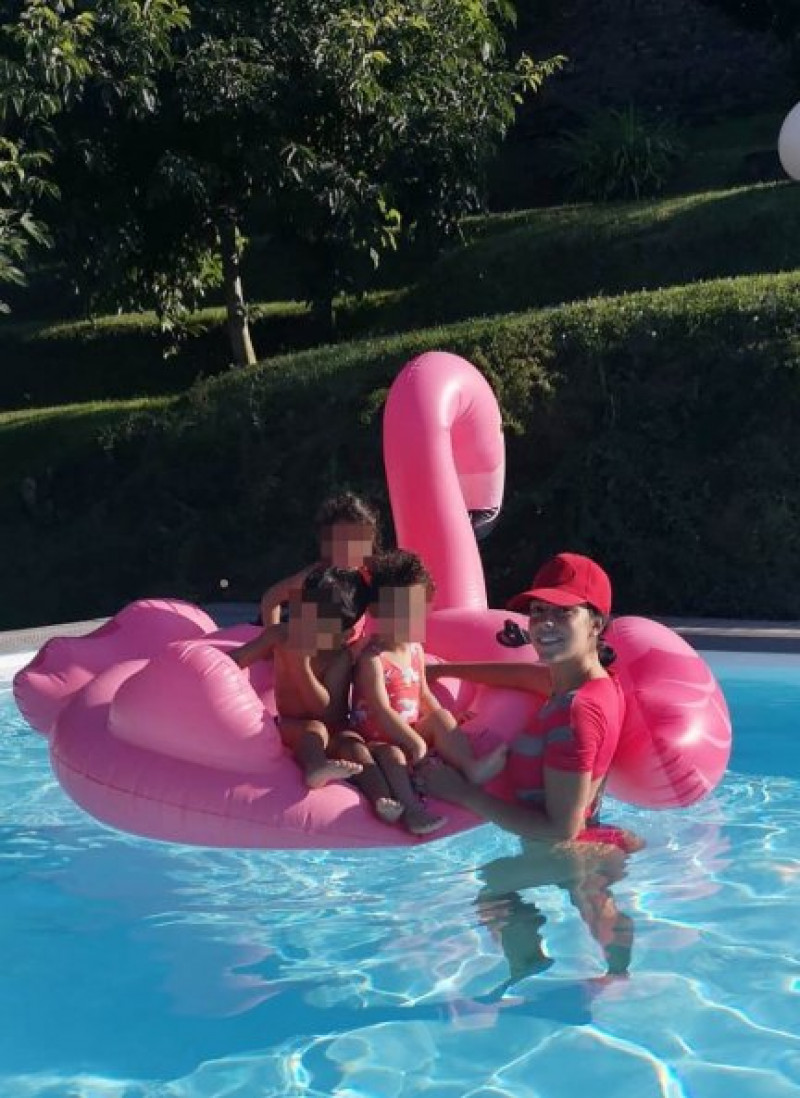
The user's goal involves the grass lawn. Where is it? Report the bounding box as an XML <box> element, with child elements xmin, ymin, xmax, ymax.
<box><xmin>0</xmin><ymin>397</ymin><xmax>174</xmax><ymax>498</ymax></box>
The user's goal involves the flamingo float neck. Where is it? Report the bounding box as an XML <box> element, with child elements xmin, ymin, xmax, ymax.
<box><xmin>382</xmin><ymin>352</ymin><xmax>505</xmax><ymax>613</ymax></box>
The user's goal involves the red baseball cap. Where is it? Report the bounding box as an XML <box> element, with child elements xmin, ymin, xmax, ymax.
<box><xmin>506</xmin><ymin>552</ymin><xmax>612</xmax><ymax>617</ymax></box>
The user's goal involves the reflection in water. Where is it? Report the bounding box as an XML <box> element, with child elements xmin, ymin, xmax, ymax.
<box><xmin>476</xmin><ymin>841</ymin><xmax>637</xmax><ymax>996</ymax></box>
<box><xmin>5</xmin><ymin>665</ymin><xmax>800</xmax><ymax>1096</ymax></box>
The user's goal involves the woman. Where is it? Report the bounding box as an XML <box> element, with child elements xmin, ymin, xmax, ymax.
<box><xmin>424</xmin><ymin>552</ymin><xmax>641</xmax><ymax>853</ymax></box>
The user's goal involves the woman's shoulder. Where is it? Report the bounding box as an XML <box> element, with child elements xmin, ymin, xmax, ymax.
<box><xmin>572</xmin><ymin>673</ymin><xmax>625</xmax><ymax>719</ymax></box>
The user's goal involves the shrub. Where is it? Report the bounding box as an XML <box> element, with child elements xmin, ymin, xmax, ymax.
<box><xmin>556</xmin><ymin>105</ymin><xmax>685</xmax><ymax>201</ymax></box>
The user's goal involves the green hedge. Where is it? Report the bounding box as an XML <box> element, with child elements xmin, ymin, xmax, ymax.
<box><xmin>0</xmin><ymin>302</ymin><xmax>318</xmax><ymax>411</ymax></box>
<box><xmin>3</xmin><ymin>269</ymin><xmax>800</xmax><ymax>628</ymax></box>
<box><xmin>5</xmin><ymin>182</ymin><xmax>800</xmax><ymax>412</ymax></box>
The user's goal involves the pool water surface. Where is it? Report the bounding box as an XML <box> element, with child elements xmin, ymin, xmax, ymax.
<box><xmin>1</xmin><ymin>651</ymin><xmax>799</xmax><ymax>1098</ymax></box>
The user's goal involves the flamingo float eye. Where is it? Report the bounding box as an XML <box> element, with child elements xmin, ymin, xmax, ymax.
<box><xmin>468</xmin><ymin>507</ymin><xmax>501</xmax><ymax>541</ymax></box>
<box><xmin>496</xmin><ymin>620</ymin><xmax>531</xmax><ymax>648</ymax></box>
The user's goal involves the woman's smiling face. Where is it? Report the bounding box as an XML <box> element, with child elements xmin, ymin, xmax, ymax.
<box><xmin>527</xmin><ymin>599</ymin><xmax>601</xmax><ymax>664</ymax></box>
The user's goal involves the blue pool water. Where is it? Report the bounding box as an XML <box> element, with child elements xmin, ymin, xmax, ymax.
<box><xmin>1</xmin><ymin>651</ymin><xmax>799</xmax><ymax>1098</ymax></box>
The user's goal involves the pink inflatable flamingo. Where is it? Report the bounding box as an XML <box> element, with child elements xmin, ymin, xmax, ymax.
<box><xmin>12</xmin><ymin>351</ymin><xmax>732</xmax><ymax>847</ymax></box>
<box><xmin>384</xmin><ymin>350</ymin><xmax>546</xmax><ymax>738</ymax></box>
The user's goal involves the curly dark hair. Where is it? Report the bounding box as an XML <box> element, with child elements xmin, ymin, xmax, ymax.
<box><xmin>365</xmin><ymin>548</ymin><xmax>435</xmax><ymax>600</ymax></box>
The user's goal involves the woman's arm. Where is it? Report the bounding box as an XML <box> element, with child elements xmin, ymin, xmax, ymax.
<box><xmin>422</xmin><ymin>763</ymin><xmax>593</xmax><ymax>842</ymax></box>
<box><xmin>354</xmin><ymin>656</ymin><xmax>428</xmax><ymax>763</ymax></box>
<box><xmin>426</xmin><ymin>660</ymin><xmax>551</xmax><ymax>696</ymax></box>
<box><xmin>418</xmin><ymin>656</ymin><xmax>445</xmax><ymax>716</ymax></box>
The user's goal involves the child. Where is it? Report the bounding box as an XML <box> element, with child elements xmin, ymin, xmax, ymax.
<box><xmin>260</xmin><ymin>492</ymin><xmax>379</xmax><ymax>626</ymax></box>
<box><xmin>335</xmin><ymin>550</ymin><xmax>507</xmax><ymax>836</ymax></box>
<box><xmin>232</xmin><ymin>566</ymin><xmax>368</xmax><ymax>789</ymax></box>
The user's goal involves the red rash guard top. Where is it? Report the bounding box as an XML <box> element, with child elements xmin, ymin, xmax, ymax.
<box><xmin>506</xmin><ymin>674</ymin><xmax>625</xmax><ymax>819</ymax></box>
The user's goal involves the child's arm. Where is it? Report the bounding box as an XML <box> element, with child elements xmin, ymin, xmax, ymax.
<box><xmin>418</xmin><ymin>658</ymin><xmax>446</xmax><ymax>717</ymax></box>
<box><xmin>425</xmin><ymin>660</ymin><xmax>551</xmax><ymax>696</ymax></box>
<box><xmin>354</xmin><ymin>655</ymin><xmax>428</xmax><ymax>764</ymax></box>
<box><xmin>259</xmin><ymin>564</ymin><xmax>318</xmax><ymax>626</ymax></box>
<box><xmin>230</xmin><ymin>624</ymin><xmax>283</xmax><ymax>669</ymax></box>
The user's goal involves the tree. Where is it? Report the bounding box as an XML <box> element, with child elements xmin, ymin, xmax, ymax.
<box><xmin>0</xmin><ymin>143</ymin><xmax>51</xmax><ymax>313</ymax></box>
<box><xmin>2</xmin><ymin>0</ymin><xmax>561</xmax><ymax>363</ymax></box>
<box><xmin>0</xmin><ymin>0</ymin><xmax>190</xmax><ymax>311</ymax></box>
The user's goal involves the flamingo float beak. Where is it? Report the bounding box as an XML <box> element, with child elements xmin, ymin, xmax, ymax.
<box><xmin>468</xmin><ymin>506</ymin><xmax>501</xmax><ymax>541</ymax></box>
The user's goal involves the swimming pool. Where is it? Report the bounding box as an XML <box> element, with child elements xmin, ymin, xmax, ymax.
<box><xmin>2</xmin><ymin>650</ymin><xmax>799</xmax><ymax>1098</ymax></box>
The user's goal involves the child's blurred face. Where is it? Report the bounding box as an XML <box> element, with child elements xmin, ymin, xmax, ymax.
<box><xmin>286</xmin><ymin>591</ymin><xmax>343</xmax><ymax>654</ymax></box>
<box><xmin>320</xmin><ymin>521</ymin><xmax>374</xmax><ymax>568</ymax></box>
<box><xmin>376</xmin><ymin>583</ymin><xmax>428</xmax><ymax>644</ymax></box>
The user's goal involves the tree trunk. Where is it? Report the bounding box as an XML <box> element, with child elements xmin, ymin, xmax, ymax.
<box><xmin>218</xmin><ymin>214</ymin><xmax>257</xmax><ymax>367</ymax></box>
<box><xmin>310</xmin><ymin>290</ymin><xmax>336</xmax><ymax>342</ymax></box>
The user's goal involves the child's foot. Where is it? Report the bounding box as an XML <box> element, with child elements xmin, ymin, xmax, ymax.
<box><xmin>466</xmin><ymin>744</ymin><xmax>508</xmax><ymax>785</ymax></box>
<box><xmin>404</xmin><ymin>803</ymin><xmax>448</xmax><ymax>836</ymax></box>
<box><xmin>374</xmin><ymin>797</ymin><xmax>405</xmax><ymax>824</ymax></box>
<box><xmin>305</xmin><ymin>759</ymin><xmax>363</xmax><ymax>789</ymax></box>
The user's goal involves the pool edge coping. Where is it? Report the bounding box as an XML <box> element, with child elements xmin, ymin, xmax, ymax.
<box><xmin>3</xmin><ymin>604</ymin><xmax>800</xmax><ymax>657</ymax></box>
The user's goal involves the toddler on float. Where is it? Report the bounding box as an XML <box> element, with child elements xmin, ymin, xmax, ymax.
<box><xmin>260</xmin><ymin>491</ymin><xmax>379</xmax><ymax>627</ymax></box>
<box><xmin>334</xmin><ymin>549</ymin><xmax>507</xmax><ymax>836</ymax></box>
<box><xmin>233</xmin><ymin>566</ymin><xmax>368</xmax><ymax>789</ymax></box>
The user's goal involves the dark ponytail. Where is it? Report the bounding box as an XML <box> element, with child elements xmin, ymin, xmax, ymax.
<box><xmin>598</xmin><ymin>637</ymin><xmax>617</xmax><ymax>668</ymax></box>
<box><xmin>301</xmin><ymin>565</ymin><xmax>372</xmax><ymax>630</ymax></box>
<box><xmin>589</xmin><ymin>608</ymin><xmax>617</xmax><ymax>668</ymax></box>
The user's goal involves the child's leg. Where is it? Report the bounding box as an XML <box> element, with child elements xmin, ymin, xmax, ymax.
<box><xmin>418</xmin><ymin>708</ymin><xmax>507</xmax><ymax>785</ymax></box>
<box><xmin>331</xmin><ymin>731</ymin><xmax>404</xmax><ymax>823</ymax></box>
<box><xmin>372</xmin><ymin>743</ymin><xmax>447</xmax><ymax>836</ymax></box>
<box><xmin>320</xmin><ymin>648</ymin><xmax>355</xmax><ymax>729</ymax></box>
<box><xmin>278</xmin><ymin>717</ymin><xmax>362</xmax><ymax>789</ymax></box>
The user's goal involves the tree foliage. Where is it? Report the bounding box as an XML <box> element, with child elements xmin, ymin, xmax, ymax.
<box><xmin>0</xmin><ymin>140</ymin><xmax>52</xmax><ymax>310</ymax></box>
<box><xmin>0</xmin><ymin>0</ymin><xmax>561</xmax><ymax>360</ymax></box>
<box><xmin>0</xmin><ymin>0</ymin><xmax>189</xmax><ymax>310</ymax></box>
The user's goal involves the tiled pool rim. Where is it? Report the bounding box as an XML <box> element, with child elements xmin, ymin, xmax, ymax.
<box><xmin>2</xmin><ymin>603</ymin><xmax>800</xmax><ymax>657</ymax></box>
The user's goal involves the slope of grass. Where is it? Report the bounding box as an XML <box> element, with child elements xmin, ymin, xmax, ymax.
<box><xmin>0</xmin><ymin>397</ymin><xmax>174</xmax><ymax>498</ymax></box>
<box><xmin>4</xmin><ymin>180</ymin><xmax>798</xmax><ymax>411</ymax></box>
<box><xmin>387</xmin><ymin>182</ymin><xmax>800</xmax><ymax>328</ymax></box>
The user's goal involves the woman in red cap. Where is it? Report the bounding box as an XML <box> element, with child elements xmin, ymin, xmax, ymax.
<box><xmin>424</xmin><ymin>552</ymin><xmax>636</xmax><ymax>851</ymax></box>
<box><xmin>424</xmin><ymin>552</ymin><xmax>641</xmax><ymax>984</ymax></box>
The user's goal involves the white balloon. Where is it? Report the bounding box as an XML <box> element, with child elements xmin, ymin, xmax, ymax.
<box><xmin>778</xmin><ymin>102</ymin><xmax>800</xmax><ymax>180</ymax></box>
